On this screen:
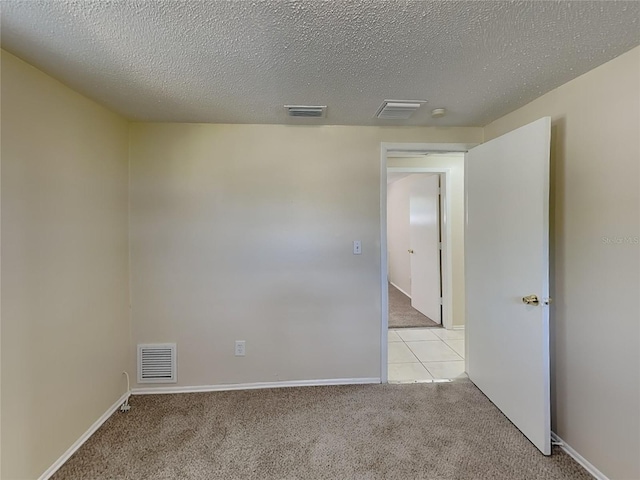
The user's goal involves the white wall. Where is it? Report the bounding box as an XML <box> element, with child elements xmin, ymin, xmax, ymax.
<box><xmin>484</xmin><ymin>46</ymin><xmax>639</xmax><ymax>480</ymax></box>
<box><xmin>388</xmin><ymin>155</ymin><xmax>466</xmax><ymax>326</ymax></box>
<box><xmin>1</xmin><ymin>51</ymin><xmax>131</xmax><ymax>480</ymax></box>
<box><xmin>128</xmin><ymin>124</ymin><xmax>482</xmax><ymax>388</ymax></box>
<box><xmin>386</xmin><ymin>175</ymin><xmax>413</xmax><ymax>294</ymax></box>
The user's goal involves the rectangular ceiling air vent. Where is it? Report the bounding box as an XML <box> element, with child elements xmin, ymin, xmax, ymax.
<box><xmin>376</xmin><ymin>100</ymin><xmax>426</xmax><ymax>120</ymax></box>
<box><xmin>137</xmin><ymin>343</ymin><xmax>177</xmax><ymax>384</ymax></box>
<box><xmin>285</xmin><ymin>105</ymin><xmax>327</xmax><ymax>118</ymax></box>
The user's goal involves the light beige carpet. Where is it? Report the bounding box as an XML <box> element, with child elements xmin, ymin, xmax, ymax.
<box><xmin>389</xmin><ymin>283</ymin><xmax>440</xmax><ymax>328</ymax></box>
<box><xmin>52</xmin><ymin>380</ymin><xmax>590</xmax><ymax>480</ymax></box>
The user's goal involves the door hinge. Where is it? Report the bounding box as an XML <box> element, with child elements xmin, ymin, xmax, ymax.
<box><xmin>438</xmin><ymin>242</ymin><xmax>442</xmax><ymax>250</ymax></box>
<box><xmin>439</xmin><ymin>297</ymin><xmax>443</xmax><ymax>305</ymax></box>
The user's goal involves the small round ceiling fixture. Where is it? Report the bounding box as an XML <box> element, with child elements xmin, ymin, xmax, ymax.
<box><xmin>431</xmin><ymin>108</ymin><xmax>447</xmax><ymax>118</ymax></box>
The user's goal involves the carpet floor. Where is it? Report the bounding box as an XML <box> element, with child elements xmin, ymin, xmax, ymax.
<box><xmin>389</xmin><ymin>283</ymin><xmax>440</xmax><ymax>328</ymax></box>
<box><xmin>52</xmin><ymin>380</ymin><xmax>590</xmax><ymax>480</ymax></box>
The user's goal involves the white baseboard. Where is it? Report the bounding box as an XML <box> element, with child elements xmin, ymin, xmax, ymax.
<box><xmin>38</xmin><ymin>391</ymin><xmax>130</xmax><ymax>480</ymax></box>
<box><xmin>551</xmin><ymin>432</ymin><xmax>609</xmax><ymax>480</ymax></box>
<box><xmin>389</xmin><ymin>282</ymin><xmax>411</xmax><ymax>298</ymax></box>
<box><xmin>131</xmin><ymin>377</ymin><xmax>381</xmax><ymax>395</ymax></box>
<box><xmin>452</xmin><ymin>325</ymin><xmax>465</xmax><ymax>330</ymax></box>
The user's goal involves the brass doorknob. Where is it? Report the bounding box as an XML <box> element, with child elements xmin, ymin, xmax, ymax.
<box><xmin>408</xmin><ymin>249</ymin><xmax>414</xmax><ymax>254</ymax></box>
<box><xmin>522</xmin><ymin>294</ymin><xmax>539</xmax><ymax>306</ymax></box>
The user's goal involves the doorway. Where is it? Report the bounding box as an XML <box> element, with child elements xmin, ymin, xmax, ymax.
<box><xmin>387</xmin><ymin>172</ymin><xmax>442</xmax><ymax>328</ymax></box>
<box><xmin>387</xmin><ymin>166</ymin><xmax>467</xmax><ymax>383</ymax></box>
<box><xmin>380</xmin><ymin>143</ymin><xmax>477</xmax><ymax>384</ymax></box>
<box><xmin>385</xmin><ymin>160</ymin><xmax>466</xmax><ymax>383</ymax></box>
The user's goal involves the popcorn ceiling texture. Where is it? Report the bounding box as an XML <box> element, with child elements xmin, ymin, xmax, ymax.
<box><xmin>1</xmin><ymin>0</ymin><xmax>638</xmax><ymax>126</ymax></box>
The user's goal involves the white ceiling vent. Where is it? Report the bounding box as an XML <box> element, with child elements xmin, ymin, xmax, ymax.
<box><xmin>137</xmin><ymin>343</ymin><xmax>177</xmax><ymax>384</ymax></box>
<box><xmin>285</xmin><ymin>105</ymin><xmax>327</xmax><ymax>118</ymax></box>
<box><xmin>376</xmin><ymin>100</ymin><xmax>427</xmax><ymax>120</ymax></box>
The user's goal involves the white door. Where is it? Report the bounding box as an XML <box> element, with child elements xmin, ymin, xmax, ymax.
<box><xmin>465</xmin><ymin>117</ymin><xmax>551</xmax><ymax>455</ymax></box>
<box><xmin>409</xmin><ymin>174</ymin><xmax>442</xmax><ymax>324</ymax></box>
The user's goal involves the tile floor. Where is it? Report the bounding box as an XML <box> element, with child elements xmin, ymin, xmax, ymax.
<box><xmin>388</xmin><ymin>327</ymin><xmax>466</xmax><ymax>383</ymax></box>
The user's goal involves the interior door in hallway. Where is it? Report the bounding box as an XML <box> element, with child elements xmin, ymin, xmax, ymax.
<box><xmin>465</xmin><ymin>117</ymin><xmax>551</xmax><ymax>455</ymax></box>
<box><xmin>409</xmin><ymin>174</ymin><xmax>442</xmax><ymax>324</ymax></box>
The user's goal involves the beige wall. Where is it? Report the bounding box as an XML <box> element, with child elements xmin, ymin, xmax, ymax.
<box><xmin>484</xmin><ymin>46</ymin><xmax>640</xmax><ymax>480</ymax></box>
<box><xmin>388</xmin><ymin>155</ymin><xmax>466</xmax><ymax>326</ymax></box>
<box><xmin>1</xmin><ymin>51</ymin><xmax>131</xmax><ymax>480</ymax></box>
<box><xmin>129</xmin><ymin>124</ymin><xmax>482</xmax><ymax>388</ymax></box>
<box><xmin>387</xmin><ymin>175</ymin><xmax>413</xmax><ymax>294</ymax></box>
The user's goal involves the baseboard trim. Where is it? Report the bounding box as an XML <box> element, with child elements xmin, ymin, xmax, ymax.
<box><xmin>551</xmin><ymin>432</ymin><xmax>609</xmax><ymax>480</ymax></box>
<box><xmin>389</xmin><ymin>282</ymin><xmax>411</xmax><ymax>298</ymax></box>
<box><xmin>452</xmin><ymin>325</ymin><xmax>465</xmax><ymax>331</ymax></box>
<box><xmin>38</xmin><ymin>391</ymin><xmax>130</xmax><ymax>480</ymax></box>
<box><xmin>131</xmin><ymin>377</ymin><xmax>381</xmax><ymax>395</ymax></box>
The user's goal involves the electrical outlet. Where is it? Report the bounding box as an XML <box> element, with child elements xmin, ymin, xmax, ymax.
<box><xmin>235</xmin><ymin>340</ymin><xmax>246</xmax><ymax>357</ymax></box>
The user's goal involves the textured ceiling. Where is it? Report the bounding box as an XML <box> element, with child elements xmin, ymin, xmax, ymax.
<box><xmin>1</xmin><ymin>1</ymin><xmax>638</xmax><ymax>126</ymax></box>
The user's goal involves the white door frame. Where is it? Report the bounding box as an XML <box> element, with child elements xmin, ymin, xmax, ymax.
<box><xmin>380</xmin><ymin>142</ymin><xmax>478</xmax><ymax>383</ymax></box>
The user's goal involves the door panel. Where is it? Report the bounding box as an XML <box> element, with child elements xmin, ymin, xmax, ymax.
<box><xmin>409</xmin><ymin>174</ymin><xmax>441</xmax><ymax>323</ymax></box>
<box><xmin>465</xmin><ymin>117</ymin><xmax>551</xmax><ymax>455</ymax></box>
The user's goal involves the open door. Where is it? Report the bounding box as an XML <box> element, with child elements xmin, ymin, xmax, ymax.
<box><xmin>465</xmin><ymin>117</ymin><xmax>551</xmax><ymax>455</ymax></box>
<box><xmin>409</xmin><ymin>174</ymin><xmax>442</xmax><ymax>324</ymax></box>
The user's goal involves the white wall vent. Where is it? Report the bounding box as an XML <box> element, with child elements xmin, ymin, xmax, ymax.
<box><xmin>137</xmin><ymin>343</ymin><xmax>177</xmax><ymax>384</ymax></box>
<box><xmin>284</xmin><ymin>105</ymin><xmax>327</xmax><ymax>118</ymax></box>
<box><xmin>376</xmin><ymin>100</ymin><xmax>426</xmax><ymax>119</ymax></box>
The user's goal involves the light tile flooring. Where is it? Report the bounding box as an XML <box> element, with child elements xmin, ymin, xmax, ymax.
<box><xmin>388</xmin><ymin>327</ymin><xmax>466</xmax><ymax>383</ymax></box>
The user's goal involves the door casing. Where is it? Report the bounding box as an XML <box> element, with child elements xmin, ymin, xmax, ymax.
<box><xmin>380</xmin><ymin>143</ymin><xmax>478</xmax><ymax>383</ymax></box>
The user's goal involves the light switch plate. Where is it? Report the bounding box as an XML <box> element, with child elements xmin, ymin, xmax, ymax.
<box><xmin>353</xmin><ymin>240</ymin><xmax>362</xmax><ymax>255</ymax></box>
